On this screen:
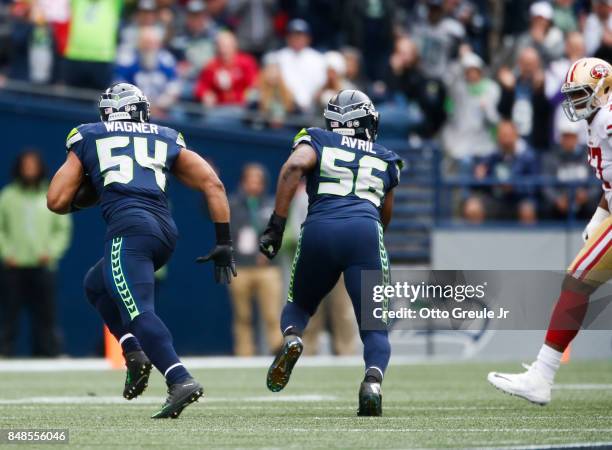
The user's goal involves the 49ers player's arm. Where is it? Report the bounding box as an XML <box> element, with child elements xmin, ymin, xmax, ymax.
<box><xmin>381</xmin><ymin>190</ymin><xmax>395</xmax><ymax>231</ymax></box>
<box><xmin>47</xmin><ymin>151</ymin><xmax>85</xmax><ymax>214</ymax></box>
<box><xmin>273</xmin><ymin>143</ymin><xmax>318</xmax><ymax>218</ymax></box>
<box><xmin>583</xmin><ymin>192</ymin><xmax>611</xmax><ymax>242</ymax></box>
<box><xmin>172</xmin><ymin>148</ymin><xmax>230</xmax><ymax>223</ymax></box>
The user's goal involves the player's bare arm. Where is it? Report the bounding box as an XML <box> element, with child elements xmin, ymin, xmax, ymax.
<box><xmin>381</xmin><ymin>190</ymin><xmax>394</xmax><ymax>230</ymax></box>
<box><xmin>47</xmin><ymin>151</ymin><xmax>85</xmax><ymax>214</ymax></box>
<box><xmin>172</xmin><ymin>148</ymin><xmax>236</xmax><ymax>283</ymax></box>
<box><xmin>259</xmin><ymin>144</ymin><xmax>317</xmax><ymax>259</ymax></box>
<box><xmin>274</xmin><ymin>144</ymin><xmax>317</xmax><ymax>217</ymax></box>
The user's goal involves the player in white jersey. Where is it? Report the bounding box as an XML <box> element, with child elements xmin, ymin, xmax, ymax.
<box><xmin>488</xmin><ymin>57</ymin><xmax>612</xmax><ymax>405</ymax></box>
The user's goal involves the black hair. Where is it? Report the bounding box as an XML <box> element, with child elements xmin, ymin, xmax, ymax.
<box><xmin>11</xmin><ymin>149</ymin><xmax>47</xmax><ymax>188</ymax></box>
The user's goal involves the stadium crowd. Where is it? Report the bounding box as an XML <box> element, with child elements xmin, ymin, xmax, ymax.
<box><xmin>1</xmin><ymin>0</ymin><xmax>609</xmax><ymax>224</ymax></box>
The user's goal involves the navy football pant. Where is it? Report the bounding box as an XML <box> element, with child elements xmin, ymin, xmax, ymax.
<box><xmin>84</xmin><ymin>235</ymin><xmax>190</xmax><ymax>384</ymax></box>
<box><xmin>280</xmin><ymin>218</ymin><xmax>391</xmax><ymax>378</ymax></box>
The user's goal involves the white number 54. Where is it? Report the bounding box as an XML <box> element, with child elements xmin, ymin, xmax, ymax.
<box><xmin>96</xmin><ymin>136</ymin><xmax>168</xmax><ymax>190</ymax></box>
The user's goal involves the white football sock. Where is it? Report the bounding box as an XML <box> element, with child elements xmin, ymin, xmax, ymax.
<box><xmin>533</xmin><ymin>344</ymin><xmax>562</xmax><ymax>383</ymax></box>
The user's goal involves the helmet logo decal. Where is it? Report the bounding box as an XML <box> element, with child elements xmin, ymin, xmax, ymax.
<box><xmin>591</xmin><ymin>64</ymin><xmax>609</xmax><ymax>80</ymax></box>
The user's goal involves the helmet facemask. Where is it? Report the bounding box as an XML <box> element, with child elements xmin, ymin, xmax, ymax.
<box><xmin>99</xmin><ymin>84</ymin><xmax>151</xmax><ymax>123</ymax></box>
<box><xmin>562</xmin><ymin>79</ymin><xmax>606</xmax><ymax>122</ymax></box>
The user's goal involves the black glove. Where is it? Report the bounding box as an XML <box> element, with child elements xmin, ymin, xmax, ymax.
<box><xmin>259</xmin><ymin>212</ymin><xmax>286</xmax><ymax>260</ymax></box>
<box><xmin>196</xmin><ymin>223</ymin><xmax>237</xmax><ymax>284</ymax></box>
<box><xmin>196</xmin><ymin>245</ymin><xmax>237</xmax><ymax>284</ymax></box>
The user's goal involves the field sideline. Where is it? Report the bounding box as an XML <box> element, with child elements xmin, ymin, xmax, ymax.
<box><xmin>0</xmin><ymin>359</ymin><xmax>611</xmax><ymax>449</ymax></box>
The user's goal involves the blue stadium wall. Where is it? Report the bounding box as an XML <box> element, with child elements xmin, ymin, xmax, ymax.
<box><xmin>0</xmin><ymin>94</ymin><xmax>291</xmax><ymax>356</ymax></box>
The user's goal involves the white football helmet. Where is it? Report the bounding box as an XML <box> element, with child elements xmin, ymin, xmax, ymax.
<box><xmin>562</xmin><ymin>57</ymin><xmax>612</xmax><ymax>122</ymax></box>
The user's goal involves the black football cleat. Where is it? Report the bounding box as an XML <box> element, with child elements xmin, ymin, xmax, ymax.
<box><xmin>358</xmin><ymin>381</ymin><xmax>383</xmax><ymax>416</ymax></box>
<box><xmin>266</xmin><ymin>335</ymin><xmax>303</xmax><ymax>392</ymax></box>
<box><xmin>151</xmin><ymin>378</ymin><xmax>203</xmax><ymax>419</ymax></box>
<box><xmin>123</xmin><ymin>351</ymin><xmax>152</xmax><ymax>400</ymax></box>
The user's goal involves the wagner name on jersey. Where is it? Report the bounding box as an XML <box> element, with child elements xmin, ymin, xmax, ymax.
<box><xmin>65</xmin><ymin>120</ymin><xmax>186</xmax><ymax>244</ymax></box>
<box><xmin>293</xmin><ymin>127</ymin><xmax>403</xmax><ymax>224</ymax></box>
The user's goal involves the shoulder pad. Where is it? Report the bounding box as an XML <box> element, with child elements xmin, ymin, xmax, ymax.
<box><xmin>176</xmin><ymin>131</ymin><xmax>186</xmax><ymax>148</ymax></box>
<box><xmin>66</xmin><ymin>126</ymin><xmax>84</xmax><ymax>150</ymax></box>
<box><xmin>293</xmin><ymin>128</ymin><xmax>312</xmax><ymax>148</ymax></box>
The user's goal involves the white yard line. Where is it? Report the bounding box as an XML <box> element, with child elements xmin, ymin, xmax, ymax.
<box><xmin>0</xmin><ymin>394</ymin><xmax>337</xmax><ymax>405</ymax></box>
<box><xmin>0</xmin><ymin>355</ymin><xmax>472</xmax><ymax>372</ymax></box>
<box><xmin>553</xmin><ymin>384</ymin><xmax>612</xmax><ymax>390</ymax></box>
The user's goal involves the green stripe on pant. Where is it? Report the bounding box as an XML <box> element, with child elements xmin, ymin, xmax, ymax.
<box><xmin>110</xmin><ymin>237</ymin><xmax>140</xmax><ymax>320</ymax></box>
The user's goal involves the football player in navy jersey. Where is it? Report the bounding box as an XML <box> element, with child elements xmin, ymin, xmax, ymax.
<box><xmin>47</xmin><ymin>83</ymin><xmax>236</xmax><ymax>418</ymax></box>
<box><xmin>259</xmin><ymin>90</ymin><xmax>403</xmax><ymax>416</ymax></box>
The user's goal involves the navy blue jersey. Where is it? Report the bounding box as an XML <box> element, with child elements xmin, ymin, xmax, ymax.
<box><xmin>293</xmin><ymin>127</ymin><xmax>403</xmax><ymax>224</ymax></box>
<box><xmin>66</xmin><ymin>121</ymin><xmax>185</xmax><ymax>245</ymax></box>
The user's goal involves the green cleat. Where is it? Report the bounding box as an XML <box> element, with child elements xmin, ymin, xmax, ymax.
<box><xmin>358</xmin><ymin>381</ymin><xmax>383</xmax><ymax>416</ymax></box>
<box><xmin>151</xmin><ymin>378</ymin><xmax>204</xmax><ymax>419</ymax></box>
<box><xmin>123</xmin><ymin>351</ymin><xmax>152</xmax><ymax>400</ymax></box>
<box><xmin>266</xmin><ymin>335</ymin><xmax>303</xmax><ymax>392</ymax></box>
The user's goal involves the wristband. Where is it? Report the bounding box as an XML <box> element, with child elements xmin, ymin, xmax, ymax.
<box><xmin>269</xmin><ymin>212</ymin><xmax>287</xmax><ymax>233</ymax></box>
<box><xmin>214</xmin><ymin>222</ymin><xmax>232</xmax><ymax>245</ymax></box>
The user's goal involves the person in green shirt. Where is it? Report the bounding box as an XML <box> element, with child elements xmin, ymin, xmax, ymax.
<box><xmin>0</xmin><ymin>150</ymin><xmax>72</xmax><ymax>357</ymax></box>
<box><xmin>62</xmin><ymin>0</ymin><xmax>123</xmax><ymax>89</ymax></box>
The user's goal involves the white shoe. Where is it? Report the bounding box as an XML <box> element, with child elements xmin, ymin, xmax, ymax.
<box><xmin>487</xmin><ymin>363</ymin><xmax>552</xmax><ymax>405</ymax></box>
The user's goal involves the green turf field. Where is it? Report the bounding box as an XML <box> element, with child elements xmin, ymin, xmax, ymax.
<box><xmin>1</xmin><ymin>361</ymin><xmax>611</xmax><ymax>449</ymax></box>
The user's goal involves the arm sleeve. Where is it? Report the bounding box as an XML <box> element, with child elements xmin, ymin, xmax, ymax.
<box><xmin>48</xmin><ymin>213</ymin><xmax>72</xmax><ymax>262</ymax></box>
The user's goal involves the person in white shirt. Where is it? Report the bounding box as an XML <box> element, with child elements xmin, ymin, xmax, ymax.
<box><xmin>273</xmin><ymin>19</ymin><xmax>326</xmax><ymax>113</ymax></box>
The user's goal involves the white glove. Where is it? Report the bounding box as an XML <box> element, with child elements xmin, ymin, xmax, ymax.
<box><xmin>582</xmin><ymin>207</ymin><xmax>610</xmax><ymax>242</ymax></box>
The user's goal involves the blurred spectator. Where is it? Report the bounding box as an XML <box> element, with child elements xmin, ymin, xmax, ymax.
<box><xmin>63</xmin><ymin>0</ymin><xmax>122</xmax><ymax>90</ymax></box>
<box><xmin>274</xmin><ymin>19</ymin><xmax>326</xmax><ymax>113</ymax></box>
<box><xmin>169</xmin><ymin>0</ymin><xmax>218</xmax><ymax>99</ymax></box>
<box><xmin>194</xmin><ymin>30</ymin><xmax>258</xmax><ymax>107</ymax></box>
<box><xmin>543</xmin><ymin>118</ymin><xmax>599</xmax><ymax>219</ymax></box>
<box><xmin>545</xmin><ymin>32</ymin><xmax>586</xmax><ymax>102</ymax></box>
<box><xmin>497</xmin><ymin>1</ymin><xmax>564</xmax><ymax>67</ymax></box>
<box><xmin>232</xmin><ymin>0</ymin><xmax>277</xmax><ymax>59</ymax></box>
<box><xmin>249</xmin><ymin>58</ymin><xmax>296</xmax><ymax>128</ymax></box>
<box><xmin>341</xmin><ymin>47</ymin><xmax>368</xmax><ymax>91</ymax></box>
<box><xmin>228</xmin><ymin>163</ymin><xmax>282</xmax><ymax>356</ymax></box>
<box><xmin>473</xmin><ymin>120</ymin><xmax>540</xmax><ymax>221</ymax></box>
<box><xmin>115</xmin><ymin>26</ymin><xmax>180</xmax><ymax>117</ymax></box>
<box><xmin>6</xmin><ymin>0</ymin><xmax>35</xmax><ymax>81</ymax></box>
<box><xmin>0</xmin><ymin>150</ymin><xmax>71</xmax><ymax>357</ymax></box>
<box><xmin>205</xmin><ymin>0</ymin><xmax>235</xmax><ymax>29</ymax></box>
<box><xmin>37</xmin><ymin>0</ymin><xmax>70</xmax><ymax>56</ymax></box>
<box><xmin>317</xmin><ymin>51</ymin><xmax>355</xmax><ymax>108</ymax></box>
<box><xmin>410</xmin><ymin>0</ymin><xmax>466</xmax><ymax>83</ymax></box>
<box><xmin>120</xmin><ymin>0</ymin><xmax>167</xmax><ymax>51</ymax></box>
<box><xmin>584</xmin><ymin>0</ymin><xmax>611</xmax><ymax>55</ymax></box>
<box><xmin>553</xmin><ymin>0</ymin><xmax>579</xmax><ymax>33</ymax></box>
<box><xmin>498</xmin><ymin>47</ymin><xmax>552</xmax><ymax>151</ymax></box>
<box><xmin>342</xmin><ymin>0</ymin><xmax>395</xmax><ymax>82</ymax></box>
<box><xmin>461</xmin><ymin>195</ymin><xmax>487</xmax><ymax>224</ymax></box>
<box><xmin>442</xmin><ymin>52</ymin><xmax>499</xmax><ymax>162</ymax></box>
<box><xmin>546</xmin><ymin>32</ymin><xmax>589</xmax><ymax>144</ymax></box>
<box><xmin>454</xmin><ymin>0</ymin><xmax>490</xmax><ymax>58</ymax></box>
<box><xmin>375</xmin><ymin>35</ymin><xmax>446</xmax><ymax>139</ymax></box>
